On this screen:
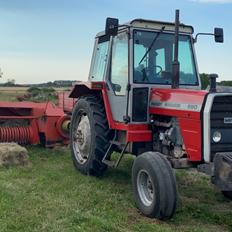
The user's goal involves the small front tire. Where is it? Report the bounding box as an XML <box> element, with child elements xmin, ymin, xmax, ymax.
<box><xmin>132</xmin><ymin>151</ymin><xmax>177</xmax><ymax>220</ymax></box>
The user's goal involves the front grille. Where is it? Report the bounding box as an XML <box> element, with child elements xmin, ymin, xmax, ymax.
<box><xmin>211</xmin><ymin>95</ymin><xmax>232</xmax><ymax>154</ymax></box>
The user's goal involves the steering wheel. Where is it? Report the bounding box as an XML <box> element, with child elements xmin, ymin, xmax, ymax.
<box><xmin>154</xmin><ymin>65</ymin><xmax>163</xmax><ymax>75</ymax></box>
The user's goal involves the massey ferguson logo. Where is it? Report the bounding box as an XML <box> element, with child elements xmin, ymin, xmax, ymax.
<box><xmin>150</xmin><ymin>100</ymin><xmax>201</xmax><ymax>112</ymax></box>
<box><xmin>224</xmin><ymin>117</ymin><xmax>232</xmax><ymax>124</ymax></box>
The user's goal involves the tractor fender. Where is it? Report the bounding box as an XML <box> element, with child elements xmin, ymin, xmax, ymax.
<box><xmin>69</xmin><ymin>81</ymin><xmax>104</xmax><ymax>99</ymax></box>
<box><xmin>69</xmin><ymin>81</ymin><xmax>114</xmax><ymax>129</ymax></box>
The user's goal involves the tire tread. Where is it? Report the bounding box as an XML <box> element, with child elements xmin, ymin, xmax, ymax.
<box><xmin>71</xmin><ymin>94</ymin><xmax>111</xmax><ymax>176</ymax></box>
<box><xmin>132</xmin><ymin>151</ymin><xmax>177</xmax><ymax>220</ymax></box>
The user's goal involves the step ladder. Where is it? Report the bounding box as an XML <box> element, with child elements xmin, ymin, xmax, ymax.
<box><xmin>102</xmin><ymin>136</ymin><xmax>129</xmax><ymax>168</ymax></box>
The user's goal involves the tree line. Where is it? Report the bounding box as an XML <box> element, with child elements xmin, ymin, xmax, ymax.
<box><xmin>200</xmin><ymin>73</ymin><xmax>232</xmax><ymax>90</ymax></box>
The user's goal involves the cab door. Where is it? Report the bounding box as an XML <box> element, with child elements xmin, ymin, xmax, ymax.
<box><xmin>106</xmin><ymin>32</ymin><xmax>129</xmax><ymax>123</ymax></box>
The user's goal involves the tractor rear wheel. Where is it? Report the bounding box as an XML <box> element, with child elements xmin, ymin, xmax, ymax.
<box><xmin>132</xmin><ymin>151</ymin><xmax>177</xmax><ymax>220</ymax></box>
<box><xmin>70</xmin><ymin>95</ymin><xmax>110</xmax><ymax>176</ymax></box>
<box><xmin>222</xmin><ymin>191</ymin><xmax>232</xmax><ymax>200</ymax></box>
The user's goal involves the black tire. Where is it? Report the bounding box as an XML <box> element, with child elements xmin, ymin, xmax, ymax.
<box><xmin>222</xmin><ymin>191</ymin><xmax>232</xmax><ymax>200</ymax></box>
<box><xmin>70</xmin><ymin>94</ymin><xmax>110</xmax><ymax>176</ymax></box>
<box><xmin>132</xmin><ymin>151</ymin><xmax>177</xmax><ymax>220</ymax></box>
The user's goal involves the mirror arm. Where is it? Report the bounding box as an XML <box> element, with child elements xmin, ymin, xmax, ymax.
<box><xmin>194</xmin><ymin>32</ymin><xmax>214</xmax><ymax>43</ymax></box>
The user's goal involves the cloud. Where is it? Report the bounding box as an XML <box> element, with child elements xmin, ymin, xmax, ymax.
<box><xmin>191</xmin><ymin>0</ymin><xmax>232</xmax><ymax>3</ymax></box>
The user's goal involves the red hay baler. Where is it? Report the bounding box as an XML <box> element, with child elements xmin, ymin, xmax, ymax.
<box><xmin>0</xmin><ymin>101</ymin><xmax>70</xmax><ymax>147</ymax></box>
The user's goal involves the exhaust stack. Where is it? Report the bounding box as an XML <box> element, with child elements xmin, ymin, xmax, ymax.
<box><xmin>172</xmin><ymin>9</ymin><xmax>180</xmax><ymax>89</ymax></box>
<box><xmin>209</xmin><ymin>73</ymin><xmax>218</xmax><ymax>92</ymax></box>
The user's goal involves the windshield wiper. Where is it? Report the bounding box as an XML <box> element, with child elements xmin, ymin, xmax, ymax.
<box><xmin>139</xmin><ymin>26</ymin><xmax>166</xmax><ymax>65</ymax></box>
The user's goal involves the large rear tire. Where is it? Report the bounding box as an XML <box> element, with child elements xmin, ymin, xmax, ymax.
<box><xmin>132</xmin><ymin>151</ymin><xmax>177</xmax><ymax>220</ymax></box>
<box><xmin>70</xmin><ymin>95</ymin><xmax>110</xmax><ymax>176</ymax></box>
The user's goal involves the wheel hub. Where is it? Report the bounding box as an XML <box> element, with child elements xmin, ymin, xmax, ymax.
<box><xmin>137</xmin><ymin>169</ymin><xmax>155</xmax><ymax>207</ymax></box>
<box><xmin>73</xmin><ymin>115</ymin><xmax>91</xmax><ymax>164</ymax></box>
<box><xmin>76</xmin><ymin>129</ymin><xmax>84</xmax><ymax>145</ymax></box>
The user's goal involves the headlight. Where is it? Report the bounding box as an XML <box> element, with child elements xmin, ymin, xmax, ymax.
<box><xmin>212</xmin><ymin>131</ymin><xmax>221</xmax><ymax>143</ymax></box>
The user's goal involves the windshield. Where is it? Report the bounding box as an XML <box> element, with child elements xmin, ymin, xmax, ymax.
<box><xmin>134</xmin><ymin>30</ymin><xmax>198</xmax><ymax>85</ymax></box>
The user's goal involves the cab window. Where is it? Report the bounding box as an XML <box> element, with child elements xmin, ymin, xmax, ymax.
<box><xmin>90</xmin><ymin>40</ymin><xmax>109</xmax><ymax>81</ymax></box>
<box><xmin>111</xmin><ymin>33</ymin><xmax>128</xmax><ymax>96</ymax></box>
<box><xmin>133</xmin><ymin>30</ymin><xmax>198</xmax><ymax>86</ymax></box>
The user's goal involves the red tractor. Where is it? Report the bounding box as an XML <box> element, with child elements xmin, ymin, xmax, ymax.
<box><xmin>69</xmin><ymin>10</ymin><xmax>231</xmax><ymax>219</ymax></box>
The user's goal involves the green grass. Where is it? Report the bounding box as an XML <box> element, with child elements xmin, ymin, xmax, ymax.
<box><xmin>0</xmin><ymin>147</ymin><xmax>232</xmax><ymax>232</ymax></box>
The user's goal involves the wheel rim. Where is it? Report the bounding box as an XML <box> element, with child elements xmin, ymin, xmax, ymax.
<box><xmin>73</xmin><ymin>114</ymin><xmax>91</xmax><ymax>164</ymax></box>
<box><xmin>137</xmin><ymin>169</ymin><xmax>155</xmax><ymax>207</ymax></box>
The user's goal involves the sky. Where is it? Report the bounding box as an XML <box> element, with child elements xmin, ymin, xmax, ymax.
<box><xmin>0</xmin><ymin>0</ymin><xmax>231</xmax><ymax>84</ymax></box>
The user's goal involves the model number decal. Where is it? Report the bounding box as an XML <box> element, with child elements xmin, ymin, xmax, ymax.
<box><xmin>150</xmin><ymin>100</ymin><xmax>201</xmax><ymax>112</ymax></box>
<box><xmin>224</xmin><ymin>117</ymin><xmax>232</xmax><ymax>124</ymax></box>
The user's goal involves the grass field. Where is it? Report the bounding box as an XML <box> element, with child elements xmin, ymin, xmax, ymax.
<box><xmin>0</xmin><ymin>87</ymin><xmax>232</xmax><ymax>231</ymax></box>
<box><xmin>0</xmin><ymin>147</ymin><xmax>232</xmax><ymax>232</ymax></box>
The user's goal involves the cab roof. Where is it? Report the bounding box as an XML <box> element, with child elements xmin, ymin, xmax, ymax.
<box><xmin>96</xmin><ymin>18</ymin><xmax>194</xmax><ymax>38</ymax></box>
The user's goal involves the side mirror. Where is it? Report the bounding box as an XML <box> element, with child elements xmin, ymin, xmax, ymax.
<box><xmin>105</xmin><ymin>17</ymin><xmax>119</xmax><ymax>36</ymax></box>
<box><xmin>214</xmin><ymin>28</ymin><xmax>224</xmax><ymax>43</ymax></box>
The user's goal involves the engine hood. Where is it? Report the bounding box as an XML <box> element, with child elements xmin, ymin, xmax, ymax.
<box><xmin>149</xmin><ymin>88</ymin><xmax>208</xmax><ymax>119</ymax></box>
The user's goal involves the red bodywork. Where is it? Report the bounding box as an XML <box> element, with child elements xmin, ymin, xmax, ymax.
<box><xmin>68</xmin><ymin>82</ymin><xmax>152</xmax><ymax>142</ymax></box>
<box><xmin>0</xmin><ymin>101</ymin><xmax>70</xmax><ymax>147</ymax></box>
<box><xmin>150</xmin><ymin>88</ymin><xmax>207</xmax><ymax>161</ymax></box>
<box><xmin>58</xmin><ymin>91</ymin><xmax>76</xmax><ymax>113</ymax></box>
<box><xmin>68</xmin><ymin>82</ymin><xmax>208</xmax><ymax>161</ymax></box>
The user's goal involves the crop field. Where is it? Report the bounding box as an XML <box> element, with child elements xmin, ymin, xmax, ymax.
<box><xmin>0</xmin><ymin>88</ymin><xmax>232</xmax><ymax>232</ymax></box>
<box><xmin>0</xmin><ymin>86</ymin><xmax>67</xmax><ymax>102</ymax></box>
<box><xmin>0</xmin><ymin>87</ymin><xmax>28</xmax><ymax>101</ymax></box>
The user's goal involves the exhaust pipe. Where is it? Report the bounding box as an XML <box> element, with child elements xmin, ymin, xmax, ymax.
<box><xmin>209</xmin><ymin>73</ymin><xmax>218</xmax><ymax>92</ymax></box>
<box><xmin>172</xmin><ymin>9</ymin><xmax>180</xmax><ymax>89</ymax></box>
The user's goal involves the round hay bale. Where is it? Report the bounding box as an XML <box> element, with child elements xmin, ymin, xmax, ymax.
<box><xmin>0</xmin><ymin>143</ymin><xmax>29</xmax><ymax>168</ymax></box>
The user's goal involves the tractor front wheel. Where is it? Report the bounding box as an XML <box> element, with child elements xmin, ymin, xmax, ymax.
<box><xmin>132</xmin><ymin>151</ymin><xmax>177</xmax><ymax>220</ymax></box>
<box><xmin>70</xmin><ymin>95</ymin><xmax>110</xmax><ymax>176</ymax></box>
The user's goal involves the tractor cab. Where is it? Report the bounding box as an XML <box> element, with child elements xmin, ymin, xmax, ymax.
<box><xmin>89</xmin><ymin>18</ymin><xmax>200</xmax><ymax>124</ymax></box>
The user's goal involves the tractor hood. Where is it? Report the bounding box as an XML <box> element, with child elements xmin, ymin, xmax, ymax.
<box><xmin>149</xmin><ymin>88</ymin><xmax>208</xmax><ymax>119</ymax></box>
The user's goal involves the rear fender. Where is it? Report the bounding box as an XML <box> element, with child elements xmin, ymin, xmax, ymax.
<box><xmin>69</xmin><ymin>81</ymin><xmax>114</xmax><ymax>128</ymax></box>
<box><xmin>69</xmin><ymin>81</ymin><xmax>104</xmax><ymax>98</ymax></box>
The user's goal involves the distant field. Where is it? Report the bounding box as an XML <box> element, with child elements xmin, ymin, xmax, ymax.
<box><xmin>0</xmin><ymin>87</ymin><xmax>68</xmax><ymax>91</ymax></box>
<box><xmin>0</xmin><ymin>87</ymin><xmax>28</xmax><ymax>91</ymax></box>
<box><xmin>0</xmin><ymin>86</ymin><xmax>68</xmax><ymax>101</ymax></box>
<box><xmin>0</xmin><ymin>87</ymin><xmax>28</xmax><ymax>101</ymax></box>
